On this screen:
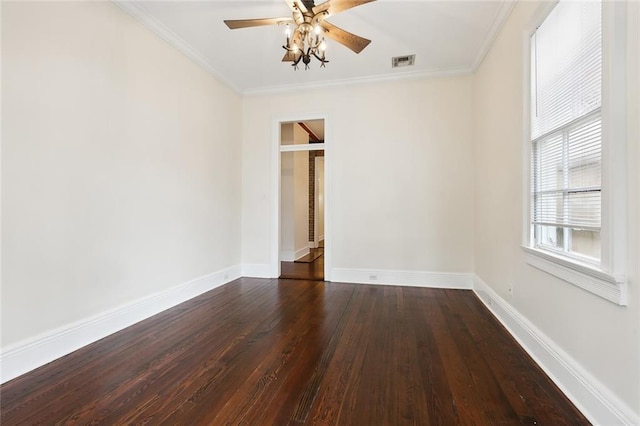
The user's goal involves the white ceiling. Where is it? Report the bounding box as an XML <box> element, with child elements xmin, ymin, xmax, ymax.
<box><xmin>115</xmin><ymin>0</ymin><xmax>515</xmax><ymax>95</ymax></box>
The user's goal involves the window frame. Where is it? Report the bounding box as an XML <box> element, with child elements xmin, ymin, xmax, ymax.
<box><xmin>522</xmin><ymin>0</ymin><xmax>628</xmax><ymax>305</ymax></box>
<box><xmin>531</xmin><ymin>109</ymin><xmax>603</xmax><ymax>263</ymax></box>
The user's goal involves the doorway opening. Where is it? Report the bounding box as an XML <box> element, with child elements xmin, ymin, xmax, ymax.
<box><xmin>278</xmin><ymin>119</ymin><xmax>325</xmax><ymax>281</ymax></box>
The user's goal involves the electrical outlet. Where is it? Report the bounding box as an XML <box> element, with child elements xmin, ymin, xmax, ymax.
<box><xmin>369</xmin><ymin>274</ymin><xmax>378</xmax><ymax>281</ymax></box>
<box><xmin>488</xmin><ymin>296</ymin><xmax>493</xmax><ymax>307</ymax></box>
<box><xmin>224</xmin><ymin>274</ymin><xmax>229</xmax><ymax>280</ymax></box>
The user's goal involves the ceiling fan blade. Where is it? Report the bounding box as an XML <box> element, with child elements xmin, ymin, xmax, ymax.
<box><xmin>285</xmin><ymin>0</ymin><xmax>308</xmax><ymax>13</ymax></box>
<box><xmin>283</xmin><ymin>0</ymin><xmax>305</xmax><ymax>25</ymax></box>
<box><xmin>313</xmin><ymin>0</ymin><xmax>376</xmax><ymax>17</ymax></box>
<box><xmin>224</xmin><ymin>17</ymin><xmax>293</xmax><ymax>29</ymax></box>
<box><xmin>320</xmin><ymin>20</ymin><xmax>371</xmax><ymax>53</ymax></box>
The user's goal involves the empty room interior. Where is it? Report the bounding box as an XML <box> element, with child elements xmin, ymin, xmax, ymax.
<box><xmin>1</xmin><ymin>0</ymin><xmax>639</xmax><ymax>424</ymax></box>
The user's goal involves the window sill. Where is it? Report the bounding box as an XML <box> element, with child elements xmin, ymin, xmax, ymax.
<box><xmin>521</xmin><ymin>246</ymin><xmax>627</xmax><ymax>305</ymax></box>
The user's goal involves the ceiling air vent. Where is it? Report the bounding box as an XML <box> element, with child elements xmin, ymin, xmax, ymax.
<box><xmin>392</xmin><ymin>54</ymin><xmax>415</xmax><ymax>68</ymax></box>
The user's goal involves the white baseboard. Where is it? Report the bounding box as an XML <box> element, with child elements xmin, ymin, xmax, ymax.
<box><xmin>0</xmin><ymin>265</ymin><xmax>242</xmax><ymax>384</ymax></box>
<box><xmin>473</xmin><ymin>275</ymin><xmax>639</xmax><ymax>426</ymax></box>
<box><xmin>280</xmin><ymin>250</ymin><xmax>295</xmax><ymax>262</ymax></box>
<box><xmin>308</xmin><ymin>238</ymin><xmax>324</xmax><ymax>249</ymax></box>
<box><xmin>331</xmin><ymin>268</ymin><xmax>473</xmax><ymax>289</ymax></box>
<box><xmin>281</xmin><ymin>248</ymin><xmax>311</xmax><ymax>262</ymax></box>
<box><xmin>294</xmin><ymin>247</ymin><xmax>310</xmax><ymax>261</ymax></box>
<box><xmin>241</xmin><ymin>263</ymin><xmax>273</xmax><ymax>278</ymax></box>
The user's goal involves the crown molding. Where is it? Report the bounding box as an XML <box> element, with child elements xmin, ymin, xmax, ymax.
<box><xmin>111</xmin><ymin>0</ymin><xmax>242</xmax><ymax>95</ymax></box>
<box><xmin>242</xmin><ymin>67</ymin><xmax>473</xmax><ymax>97</ymax></box>
<box><xmin>471</xmin><ymin>0</ymin><xmax>517</xmax><ymax>72</ymax></box>
<box><xmin>111</xmin><ymin>0</ymin><xmax>513</xmax><ymax>97</ymax></box>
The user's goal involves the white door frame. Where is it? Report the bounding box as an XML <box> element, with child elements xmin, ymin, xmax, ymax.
<box><xmin>271</xmin><ymin>113</ymin><xmax>331</xmax><ymax>280</ymax></box>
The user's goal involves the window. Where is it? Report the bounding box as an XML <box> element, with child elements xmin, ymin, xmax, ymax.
<box><xmin>525</xmin><ymin>0</ymin><xmax>627</xmax><ymax>305</ymax></box>
<box><xmin>530</xmin><ymin>0</ymin><xmax>602</xmax><ymax>263</ymax></box>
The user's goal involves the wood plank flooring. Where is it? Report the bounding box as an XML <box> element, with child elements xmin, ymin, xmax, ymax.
<box><xmin>280</xmin><ymin>253</ymin><xmax>324</xmax><ymax>281</ymax></box>
<box><xmin>0</xmin><ymin>278</ymin><xmax>588</xmax><ymax>425</ymax></box>
<box><xmin>294</xmin><ymin>247</ymin><xmax>324</xmax><ymax>264</ymax></box>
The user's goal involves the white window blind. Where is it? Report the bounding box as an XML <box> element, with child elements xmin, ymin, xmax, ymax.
<box><xmin>530</xmin><ymin>0</ymin><xmax>602</xmax><ymax>261</ymax></box>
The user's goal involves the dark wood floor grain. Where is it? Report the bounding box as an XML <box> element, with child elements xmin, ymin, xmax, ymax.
<box><xmin>0</xmin><ymin>278</ymin><xmax>588</xmax><ymax>425</ymax></box>
<box><xmin>280</xmin><ymin>251</ymin><xmax>324</xmax><ymax>281</ymax></box>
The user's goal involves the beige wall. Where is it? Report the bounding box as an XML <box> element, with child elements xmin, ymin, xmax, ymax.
<box><xmin>242</xmin><ymin>76</ymin><xmax>475</xmax><ymax>274</ymax></box>
<box><xmin>473</xmin><ymin>0</ymin><xmax>639</xmax><ymax>415</ymax></box>
<box><xmin>1</xmin><ymin>2</ymin><xmax>242</xmax><ymax>347</ymax></box>
<box><xmin>279</xmin><ymin>124</ymin><xmax>309</xmax><ymax>261</ymax></box>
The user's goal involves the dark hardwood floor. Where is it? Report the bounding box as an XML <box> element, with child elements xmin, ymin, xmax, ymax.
<box><xmin>280</xmin><ymin>247</ymin><xmax>324</xmax><ymax>281</ymax></box>
<box><xmin>0</xmin><ymin>278</ymin><xmax>588</xmax><ymax>425</ymax></box>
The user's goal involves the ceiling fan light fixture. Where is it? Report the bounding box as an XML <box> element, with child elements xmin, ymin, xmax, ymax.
<box><xmin>224</xmin><ymin>0</ymin><xmax>376</xmax><ymax>70</ymax></box>
<box><xmin>283</xmin><ymin>20</ymin><xmax>328</xmax><ymax>70</ymax></box>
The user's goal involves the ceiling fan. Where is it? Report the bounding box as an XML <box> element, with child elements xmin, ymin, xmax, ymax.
<box><xmin>224</xmin><ymin>0</ymin><xmax>376</xmax><ymax>69</ymax></box>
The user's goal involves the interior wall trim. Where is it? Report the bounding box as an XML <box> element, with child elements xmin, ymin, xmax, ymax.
<box><xmin>470</xmin><ymin>0</ymin><xmax>517</xmax><ymax>71</ymax></box>
<box><xmin>279</xmin><ymin>247</ymin><xmax>312</xmax><ymax>262</ymax></box>
<box><xmin>279</xmin><ymin>251</ymin><xmax>296</xmax><ymax>262</ymax></box>
<box><xmin>111</xmin><ymin>0</ymin><xmax>240</xmax><ymax>94</ymax></box>
<box><xmin>331</xmin><ymin>268</ymin><xmax>473</xmax><ymax>289</ymax></box>
<box><xmin>241</xmin><ymin>264</ymin><xmax>273</xmax><ymax>278</ymax></box>
<box><xmin>111</xmin><ymin>0</ymin><xmax>477</xmax><ymax>97</ymax></box>
<box><xmin>294</xmin><ymin>247</ymin><xmax>311</xmax><ymax>261</ymax></box>
<box><xmin>472</xmin><ymin>275</ymin><xmax>639</xmax><ymax>426</ymax></box>
<box><xmin>7</xmin><ymin>266</ymin><xmax>635</xmax><ymax>426</ymax></box>
<box><xmin>0</xmin><ymin>265</ymin><xmax>242</xmax><ymax>384</ymax></box>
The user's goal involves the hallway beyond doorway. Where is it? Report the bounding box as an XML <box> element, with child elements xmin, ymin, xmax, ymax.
<box><xmin>280</xmin><ymin>241</ymin><xmax>324</xmax><ymax>281</ymax></box>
